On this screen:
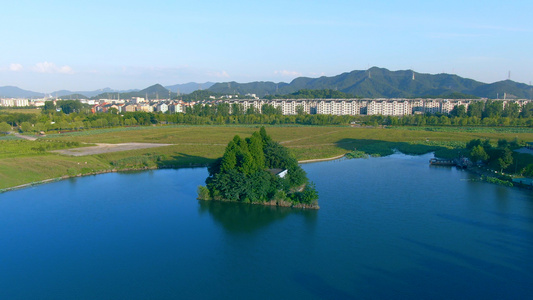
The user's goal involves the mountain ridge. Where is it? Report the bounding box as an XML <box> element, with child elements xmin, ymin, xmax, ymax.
<box><xmin>1</xmin><ymin>68</ymin><xmax>531</xmax><ymax>99</ymax></box>
<box><xmin>0</xmin><ymin>82</ymin><xmax>214</xmax><ymax>99</ymax></box>
<box><xmin>165</xmin><ymin>82</ymin><xmax>215</xmax><ymax>94</ymax></box>
<box><xmin>209</xmin><ymin>67</ymin><xmax>532</xmax><ymax>99</ymax></box>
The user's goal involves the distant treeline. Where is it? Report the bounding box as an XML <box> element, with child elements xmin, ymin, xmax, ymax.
<box><xmin>3</xmin><ymin>99</ymin><xmax>533</xmax><ymax>133</ymax></box>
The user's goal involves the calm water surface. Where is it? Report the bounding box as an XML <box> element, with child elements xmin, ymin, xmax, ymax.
<box><xmin>1</xmin><ymin>153</ymin><xmax>532</xmax><ymax>299</ymax></box>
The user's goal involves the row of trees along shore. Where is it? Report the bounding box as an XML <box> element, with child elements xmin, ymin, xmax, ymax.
<box><xmin>198</xmin><ymin>127</ymin><xmax>319</xmax><ymax>208</ymax></box>
<box><xmin>3</xmin><ymin>99</ymin><xmax>533</xmax><ymax>132</ymax></box>
<box><xmin>466</xmin><ymin>138</ymin><xmax>517</xmax><ymax>172</ymax></box>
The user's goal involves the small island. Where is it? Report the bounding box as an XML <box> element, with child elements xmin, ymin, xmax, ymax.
<box><xmin>198</xmin><ymin>127</ymin><xmax>319</xmax><ymax>209</ymax></box>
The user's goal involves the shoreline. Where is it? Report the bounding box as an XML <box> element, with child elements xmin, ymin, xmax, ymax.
<box><xmin>0</xmin><ymin>163</ymin><xmax>210</xmax><ymax>194</ymax></box>
<box><xmin>298</xmin><ymin>154</ymin><xmax>346</xmax><ymax>164</ymax></box>
<box><xmin>2</xmin><ymin>151</ymin><xmax>528</xmax><ymax>194</ymax></box>
<box><xmin>2</xmin><ymin>153</ymin><xmax>349</xmax><ymax>194</ymax></box>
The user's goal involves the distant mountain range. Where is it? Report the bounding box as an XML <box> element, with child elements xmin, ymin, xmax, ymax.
<box><xmin>209</xmin><ymin>67</ymin><xmax>533</xmax><ymax>99</ymax></box>
<box><xmin>165</xmin><ymin>82</ymin><xmax>215</xmax><ymax>94</ymax></box>
<box><xmin>0</xmin><ymin>86</ymin><xmax>46</xmax><ymax>98</ymax></box>
<box><xmin>1</xmin><ymin>68</ymin><xmax>531</xmax><ymax>99</ymax></box>
<box><xmin>0</xmin><ymin>82</ymin><xmax>215</xmax><ymax>99</ymax></box>
<box><xmin>91</xmin><ymin>84</ymin><xmax>173</xmax><ymax>100</ymax></box>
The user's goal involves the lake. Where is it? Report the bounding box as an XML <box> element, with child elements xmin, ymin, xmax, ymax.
<box><xmin>1</xmin><ymin>153</ymin><xmax>532</xmax><ymax>299</ymax></box>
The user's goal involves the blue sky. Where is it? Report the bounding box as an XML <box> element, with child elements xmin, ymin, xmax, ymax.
<box><xmin>1</xmin><ymin>0</ymin><xmax>532</xmax><ymax>92</ymax></box>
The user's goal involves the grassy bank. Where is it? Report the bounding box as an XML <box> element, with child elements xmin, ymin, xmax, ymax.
<box><xmin>2</xmin><ymin>125</ymin><xmax>533</xmax><ymax>190</ymax></box>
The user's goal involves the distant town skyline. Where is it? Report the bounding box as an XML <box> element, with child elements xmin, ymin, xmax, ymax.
<box><xmin>2</xmin><ymin>0</ymin><xmax>532</xmax><ymax>92</ymax></box>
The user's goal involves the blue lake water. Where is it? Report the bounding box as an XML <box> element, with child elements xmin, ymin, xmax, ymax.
<box><xmin>1</xmin><ymin>153</ymin><xmax>532</xmax><ymax>299</ymax></box>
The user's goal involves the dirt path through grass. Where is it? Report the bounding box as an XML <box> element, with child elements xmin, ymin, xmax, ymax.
<box><xmin>13</xmin><ymin>133</ymin><xmax>37</xmax><ymax>141</ymax></box>
<box><xmin>52</xmin><ymin>143</ymin><xmax>173</xmax><ymax>156</ymax></box>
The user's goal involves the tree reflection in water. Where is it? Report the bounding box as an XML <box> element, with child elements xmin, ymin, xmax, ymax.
<box><xmin>198</xmin><ymin>200</ymin><xmax>318</xmax><ymax>233</ymax></box>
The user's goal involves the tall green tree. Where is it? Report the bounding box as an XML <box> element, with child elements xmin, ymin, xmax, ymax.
<box><xmin>467</xmin><ymin>101</ymin><xmax>484</xmax><ymax>118</ymax></box>
<box><xmin>0</xmin><ymin>121</ymin><xmax>11</xmax><ymax>133</ymax></box>
<box><xmin>42</xmin><ymin>101</ymin><xmax>56</xmax><ymax>113</ymax></box>
<box><xmin>450</xmin><ymin>104</ymin><xmax>467</xmax><ymax>117</ymax></box>
<box><xmin>520</xmin><ymin>102</ymin><xmax>533</xmax><ymax>118</ymax></box>
<box><xmin>296</xmin><ymin>105</ymin><xmax>305</xmax><ymax>115</ymax></box>
<box><xmin>19</xmin><ymin>122</ymin><xmax>33</xmax><ymax>132</ymax></box>
<box><xmin>217</xmin><ymin>103</ymin><xmax>230</xmax><ymax>116</ymax></box>
<box><xmin>261</xmin><ymin>104</ymin><xmax>282</xmax><ymax>115</ymax></box>
<box><xmin>231</xmin><ymin>103</ymin><xmax>244</xmax><ymax>115</ymax></box>
<box><xmin>259</xmin><ymin>126</ymin><xmax>271</xmax><ymax>145</ymax></box>
<box><xmin>497</xmin><ymin>148</ymin><xmax>513</xmax><ymax>173</ymax></box>
<box><xmin>470</xmin><ymin>145</ymin><xmax>489</xmax><ymax>163</ymax></box>
<box><xmin>503</xmin><ymin>102</ymin><xmax>520</xmax><ymax>118</ymax></box>
<box><xmin>220</xmin><ymin>140</ymin><xmax>238</xmax><ymax>173</ymax></box>
<box><xmin>497</xmin><ymin>139</ymin><xmax>509</xmax><ymax>149</ymax></box>
<box><xmin>247</xmin><ymin>132</ymin><xmax>265</xmax><ymax>170</ymax></box>
<box><xmin>57</xmin><ymin>100</ymin><xmax>83</xmax><ymax>114</ymax></box>
<box><xmin>483</xmin><ymin>100</ymin><xmax>503</xmax><ymax>118</ymax></box>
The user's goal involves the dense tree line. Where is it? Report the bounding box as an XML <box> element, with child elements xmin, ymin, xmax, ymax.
<box><xmin>465</xmin><ymin>138</ymin><xmax>518</xmax><ymax>172</ymax></box>
<box><xmin>5</xmin><ymin>98</ymin><xmax>533</xmax><ymax>134</ymax></box>
<box><xmin>200</xmin><ymin>127</ymin><xmax>318</xmax><ymax>206</ymax></box>
<box><xmin>42</xmin><ymin>100</ymin><xmax>91</xmax><ymax>114</ymax></box>
<box><xmin>449</xmin><ymin>100</ymin><xmax>531</xmax><ymax>119</ymax></box>
<box><xmin>5</xmin><ymin>109</ymin><xmax>533</xmax><ymax>134</ymax></box>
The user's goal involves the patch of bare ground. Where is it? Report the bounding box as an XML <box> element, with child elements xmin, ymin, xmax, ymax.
<box><xmin>52</xmin><ymin>143</ymin><xmax>173</xmax><ymax>156</ymax></box>
<box><xmin>13</xmin><ymin>133</ymin><xmax>38</xmax><ymax>141</ymax></box>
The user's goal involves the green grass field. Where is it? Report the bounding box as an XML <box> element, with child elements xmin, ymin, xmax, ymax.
<box><xmin>0</xmin><ymin>108</ymin><xmax>41</xmax><ymax>114</ymax></box>
<box><xmin>2</xmin><ymin>125</ymin><xmax>533</xmax><ymax>190</ymax></box>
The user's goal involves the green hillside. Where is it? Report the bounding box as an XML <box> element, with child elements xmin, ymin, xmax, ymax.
<box><xmin>90</xmin><ymin>84</ymin><xmax>176</xmax><ymax>100</ymax></box>
<box><xmin>472</xmin><ymin>80</ymin><xmax>533</xmax><ymax>99</ymax></box>
<box><xmin>208</xmin><ymin>67</ymin><xmax>530</xmax><ymax>99</ymax></box>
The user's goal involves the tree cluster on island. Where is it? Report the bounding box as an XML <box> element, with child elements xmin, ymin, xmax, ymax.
<box><xmin>197</xmin><ymin>127</ymin><xmax>319</xmax><ymax>209</ymax></box>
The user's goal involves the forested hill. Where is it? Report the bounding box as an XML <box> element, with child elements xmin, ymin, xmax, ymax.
<box><xmin>209</xmin><ymin>67</ymin><xmax>532</xmax><ymax>99</ymax></box>
<box><xmin>90</xmin><ymin>84</ymin><xmax>174</xmax><ymax>100</ymax></box>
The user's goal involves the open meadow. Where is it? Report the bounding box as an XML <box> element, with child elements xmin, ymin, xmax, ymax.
<box><xmin>2</xmin><ymin>125</ymin><xmax>533</xmax><ymax>190</ymax></box>
<box><xmin>0</xmin><ymin>108</ymin><xmax>41</xmax><ymax>114</ymax></box>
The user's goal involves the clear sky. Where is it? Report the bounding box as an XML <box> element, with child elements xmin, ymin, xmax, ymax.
<box><xmin>1</xmin><ymin>0</ymin><xmax>532</xmax><ymax>92</ymax></box>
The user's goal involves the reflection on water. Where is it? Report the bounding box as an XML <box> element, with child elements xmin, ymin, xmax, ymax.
<box><xmin>198</xmin><ymin>200</ymin><xmax>318</xmax><ymax>233</ymax></box>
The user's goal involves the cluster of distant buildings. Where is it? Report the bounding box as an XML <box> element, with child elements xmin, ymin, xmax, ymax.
<box><xmin>1</xmin><ymin>96</ymin><xmax>532</xmax><ymax>117</ymax></box>
<box><xmin>221</xmin><ymin>98</ymin><xmax>532</xmax><ymax>116</ymax></box>
<box><xmin>1</xmin><ymin>98</ymin><xmax>43</xmax><ymax>107</ymax></box>
<box><xmin>0</xmin><ymin>97</ymin><xmax>194</xmax><ymax>114</ymax></box>
<box><xmin>90</xmin><ymin>97</ymin><xmax>190</xmax><ymax>114</ymax></box>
